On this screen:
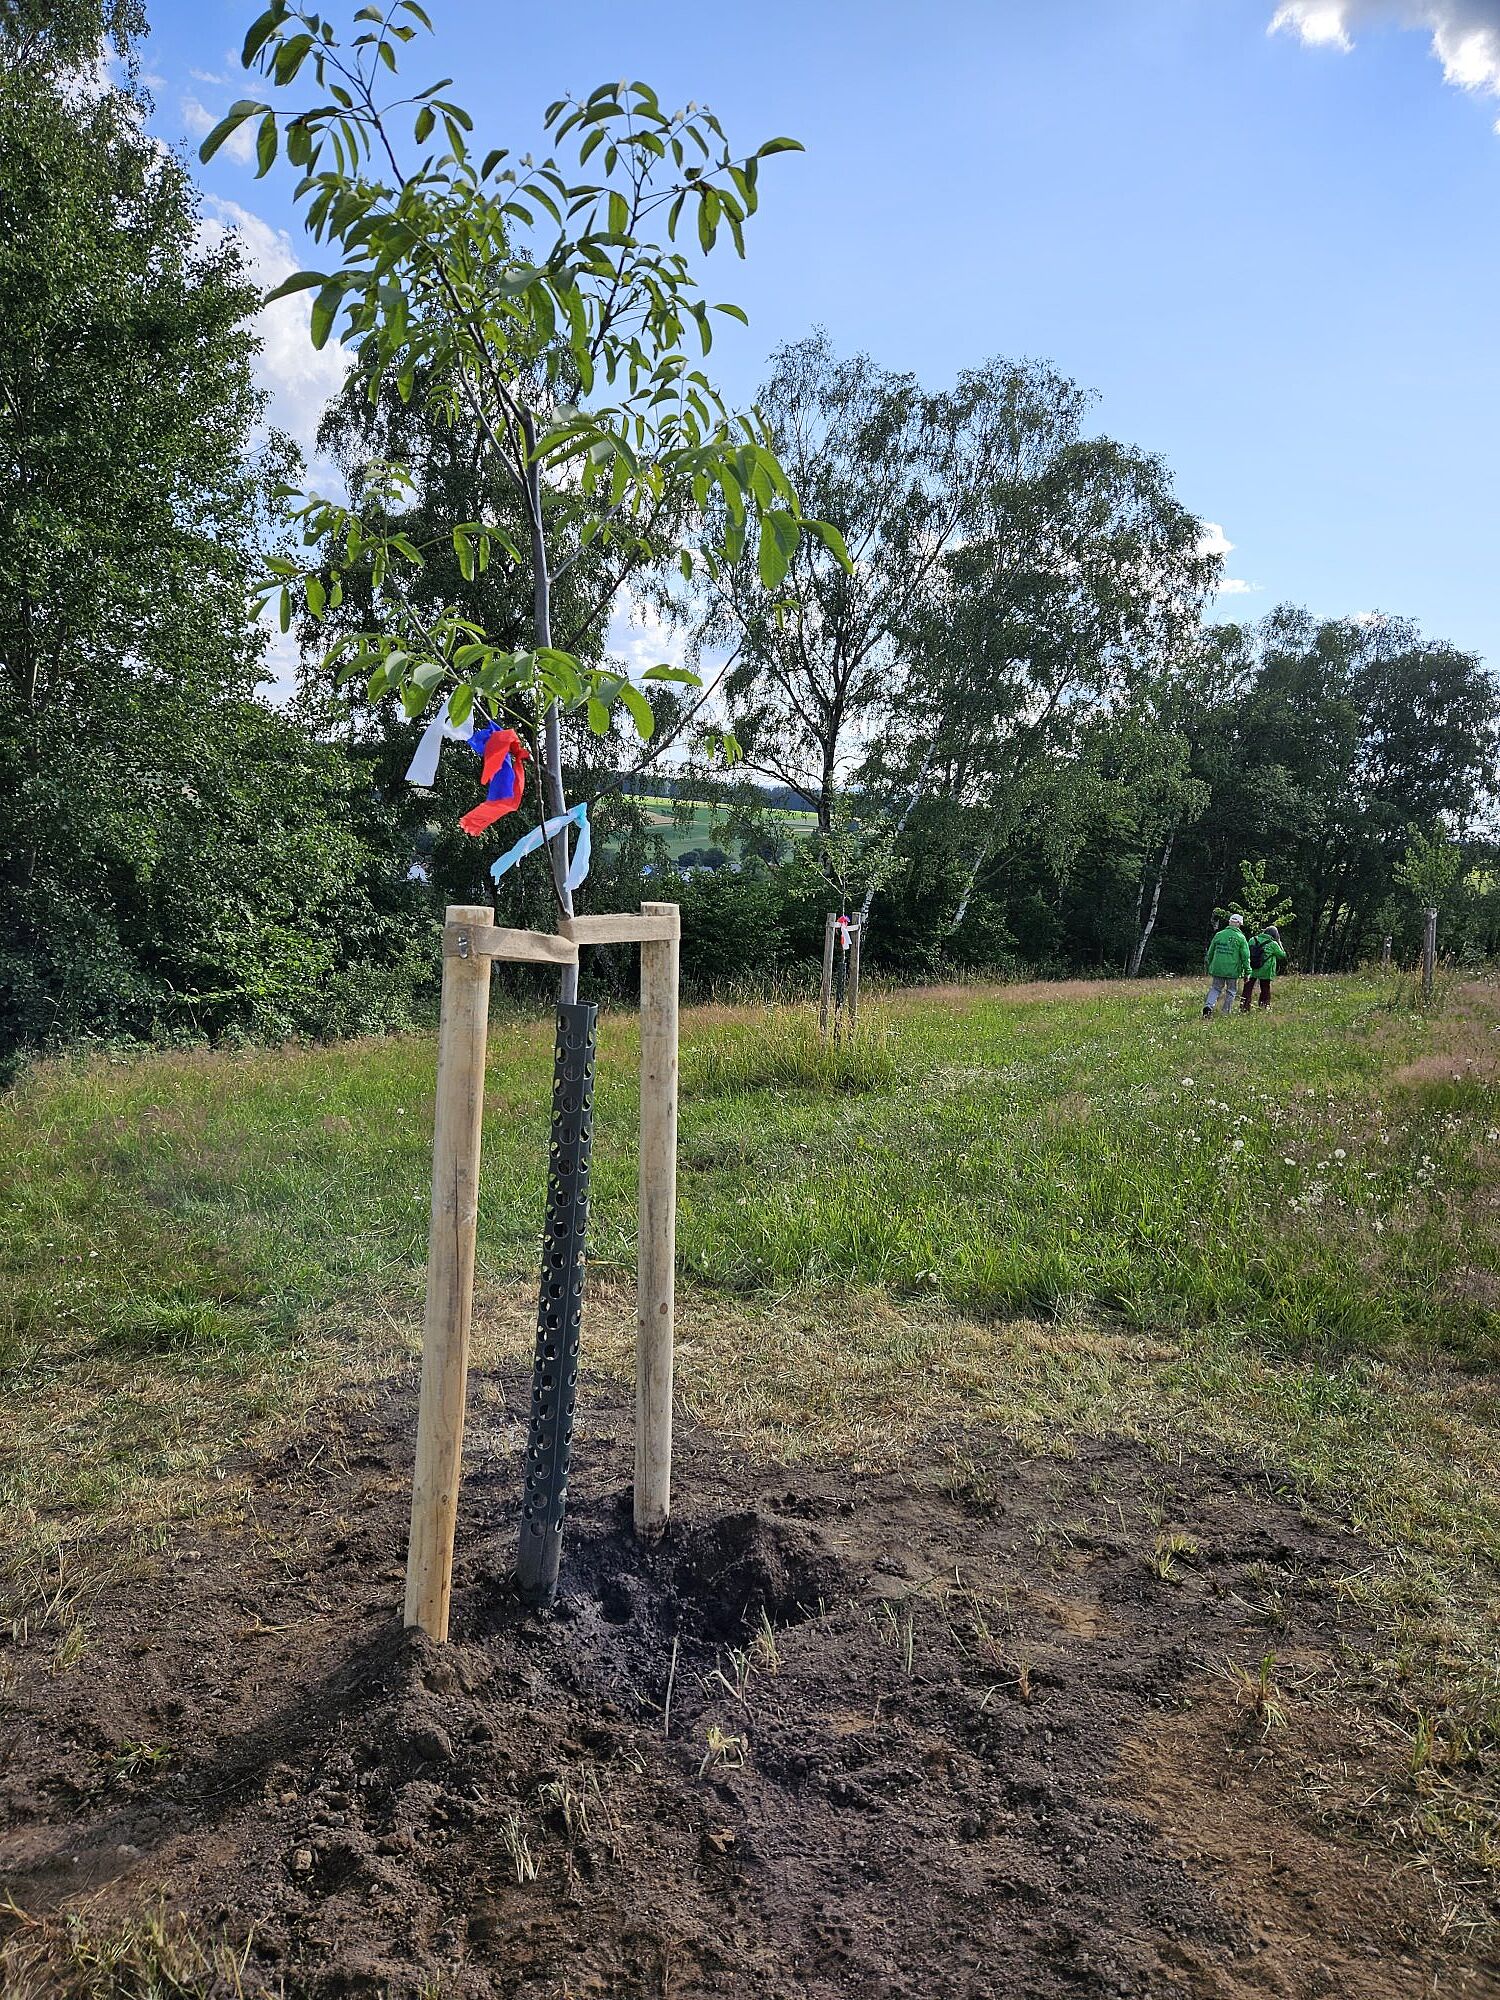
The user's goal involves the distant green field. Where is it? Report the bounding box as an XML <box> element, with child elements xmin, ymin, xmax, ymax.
<box><xmin>625</xmin><ymin>795</ymin><xmax>819</xmax><ymax>863</ymax></box>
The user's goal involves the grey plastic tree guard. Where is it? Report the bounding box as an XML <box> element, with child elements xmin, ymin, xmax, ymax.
<box><xmin>516</xmin><ymin>1001</ymin><xmax>597</xmax><ymax>1606</ymax></box>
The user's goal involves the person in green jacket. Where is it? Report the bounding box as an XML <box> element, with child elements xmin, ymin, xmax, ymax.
<box><xmin>1203</xmin><ymin>913</ymin><xmax>1250</xmax><ymax>1017</ymax></box>
<box><xmin>1240</xmin><ymin>923</ymin><xmax>1288</xmax><ymax>1011</ymax></box>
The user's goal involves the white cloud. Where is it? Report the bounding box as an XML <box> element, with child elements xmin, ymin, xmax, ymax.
<box><xmin>1270</xmin><ymin>3</ymin><xmax>1500</xmax><ymax>117</ymax></box>
<box><xmin>1273</xmin><ymin>1</ymin><xmax>1356</xmax><ymax>46</ymax></box>
<box><xmin>181</xmin><ymin>92</ymin><xmax>255</xmax><ymax>164</ymax></box>
<box><xmin>607</xmin><ymin>594</ymin><xmax>688</xmax><ymax>680</ymax></box>
<box><xmin>189</xmin><ymin>67</ymin><xmax>228</xmax><ymax>86</ymax></box>
<box><xmin>1197</xmin><ymin>520</ymin><xmax>1258</xmax><ymax>598</ymax></box>
<box><xmin>197</xmin><ymin>196</ymin><xmax>349</xmax><ymax>463</ymax></box>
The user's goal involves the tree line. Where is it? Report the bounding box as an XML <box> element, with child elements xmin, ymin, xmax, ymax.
<box><xmin>2</xmin><ymin>0</ymin><xmax>1496</xmax><ymax>1071</ymax></box>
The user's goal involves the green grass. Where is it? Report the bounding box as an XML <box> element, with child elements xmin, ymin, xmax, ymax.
<box><xmin>1</xmin><ymin>970</ymin><xmax>1497</xmax><ymax>1919</ymax></box>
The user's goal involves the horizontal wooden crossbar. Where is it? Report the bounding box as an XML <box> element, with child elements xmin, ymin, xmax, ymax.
<box><xmin>560</xmin><ymin>909</ymin><xmax>681</xmax><ymax>946</ymax></box>
<box><xmin>442</xmin><ymin>905</ymin><xmax>680</xmax><ymax>966</ymax></box>
<box><xmin>443</xmin><ymin>922</ymin><xmax>578</xmax><ymax>967</ymax></box>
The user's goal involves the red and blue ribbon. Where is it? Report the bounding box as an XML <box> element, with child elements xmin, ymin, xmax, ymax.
<box><xmin>458</xmin><ymin>726</ymin><xmax>529</xmax><ymax>835</ymax></box>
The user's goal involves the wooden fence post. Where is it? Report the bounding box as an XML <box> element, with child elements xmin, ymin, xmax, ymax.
<box><xmin>1422</xmin><ymin>907</ymin><xmax>1438</xmax><ymax>1002</ymax></box>
<box><xmin>1381</xmin><ymin>935</ymin><xmax>1392</xmax><ymax>969</ymax></box>
<box><xmin>635</xmin><ymin>901</ymin><xmax>680</xmax><ymax>1538</ymax></box>
<box><xmin>819</xmin><ymin>913</ymin><xmax>836</xmax><ymax>1037</ymax></box>
<box><xmin>848</xmin><ymin>918</ymin><xmax>862</xmax><ymax>1033</ymax></box>
<box><xmin>405</xmin><ymin>904</ymin><xmax>494</xmax><ymax>1641</ymax></box>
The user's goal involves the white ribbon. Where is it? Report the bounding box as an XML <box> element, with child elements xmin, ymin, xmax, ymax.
<box><xmin>404</xmin><ymin>695</ymin><xmax>473</xmax><ymax>789</ymax></box>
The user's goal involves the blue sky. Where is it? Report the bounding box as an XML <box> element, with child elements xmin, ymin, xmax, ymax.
<box><xmin>142</xmin><ymin>0</ymin><xmax>1500</xmax><ymax>670</ymax></box>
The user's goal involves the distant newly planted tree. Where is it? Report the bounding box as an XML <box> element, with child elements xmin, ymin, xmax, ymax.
<box><xmin>1227</xmin><ymin>859</ymin><xmax>1295</xmax><ymax>936</ymax></box>
<box><xmin>207</xmin><ymin>1</ymin><xmax>843</xmax><ymax>986</ymax></box>
<box><xmin>1393</xmin><ymin>824</ymin><xmax>1462</xmax><ymax>915</ymax></box>
<box><xmin>1394</xmin><ymin>823</ymin><xmax>1462</xmax><ymax>999</ymax></box>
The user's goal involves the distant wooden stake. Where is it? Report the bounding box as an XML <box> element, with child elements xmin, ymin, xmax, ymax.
<box><xmin>1422</xmin><ymin>906</ymin><xmax>1438</xmax><ymax>1003</ymax></box>
<box><xmin>819</xmin><ymin>913</ymin><xmax>836</xmax><ymax>1037</ymax></box>
<box><xmin>848</xmin><ymin>917</ymin><xmax>862</xmax><ymax>1033</ymax></box>
<box><xmin>1381</xmin><ymin>935</ymin><xmax>1392</xmax><ymax>969</ymax></box>
<box><xmin>405</xmin><ymin>904</ymin><xmax>494</xmax><ymax>1641</ymax></box>
<box><xmin>635</xmin><ymin>900</ymin><xmax>680</xmax><ymax>1538</ymax></box>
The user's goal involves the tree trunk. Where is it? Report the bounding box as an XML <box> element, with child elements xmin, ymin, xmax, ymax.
<box><xmin>859</xmin><ymin>739</ymin><xmax>936</xmax><ymax>931</ymax></box>
<box><xmin>1128</xmin><ymin>828</ymin><xmax>1175</xmax><ymax>977</ymax></box>
<box><xmin>950</xmin><ymin>832</ymin><xmax>994</xmax><ymax>935</ymax></box>
<box><xmin>523</xmin><ymin>425</ymin><xmax>578</xmax><ymax>1002</ymax></box>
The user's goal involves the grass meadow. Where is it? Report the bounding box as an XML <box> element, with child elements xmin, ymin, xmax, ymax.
<box><xmin>2</xmin><ymin>969</ymin><xmax>1497</xmax><ymax>1916</ymax></box>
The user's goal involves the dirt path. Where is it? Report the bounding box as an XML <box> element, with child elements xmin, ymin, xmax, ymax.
<box><xmin>0</xmin><ymin>1371</ymin><xmax>1479</xmax><ymax>1998</ymax></box>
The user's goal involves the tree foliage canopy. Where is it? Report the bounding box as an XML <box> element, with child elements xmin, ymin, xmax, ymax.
<box><xmin>0</xmin><ymin>10</ymin><xmax>425</xmax><ymax>1065</ymax></box>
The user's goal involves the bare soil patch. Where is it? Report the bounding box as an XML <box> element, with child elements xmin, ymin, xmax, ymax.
<box><xmin>0</xmin><ymin>1371</ymin><xmax>1482</xmax><ymax>1998</ymax></box>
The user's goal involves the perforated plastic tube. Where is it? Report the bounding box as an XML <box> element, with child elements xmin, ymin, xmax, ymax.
<box><xmin>516</xmin><ymin>1001</ymin><xmax>597</xmax><ymax>1607</ymax></box>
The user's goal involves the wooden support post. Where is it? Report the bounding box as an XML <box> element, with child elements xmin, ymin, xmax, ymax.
<box><xmin>405</xmin><ymin>905</ymin><xmax>494</xmax><ymax>1641</ymax></box>
<box><xmin>819</xmin><ymin>913</ymin><xmax>836</xmax><ymax>1037</ymax></box>
<box><xmin>635</xmin><ymin>901</ymin><xmax>680</xmax><ymax>1539</ymax></box>
<box><xmin>1422</xmin><ymin>906</ymin><xmax>1438</xmax><ymax>1003</ymax></box>
<box><xmin>848</xmin><ymin>918</ymin><xmax>862</xmax><ymax>1033</ymax></box>
<box><xmin>1381</xmin><ymin>935</ymin><xmax>1392</xmax><ymax>969</ymax></box>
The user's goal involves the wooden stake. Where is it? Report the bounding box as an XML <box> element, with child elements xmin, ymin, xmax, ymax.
<box><xmin>848</xmin><ymin>917</ymin><xmax>862</xmax><ymax>1032</ymax></box>
<box><xmin>635</xmin><ymin>900</ymin><xmax>680</xmax><ymax>1538</ymax></box>
<box><xmin>405</xmin><ymin>904</ymin><xmax>494</xmax><ymax>1641</ymax></box>
<box><xmin>1422</xmin><ymin>906</ymin><xmax>1438</xmax><ymax>1003</ymax></box>
<box><xmin>1381</xmin><ymin>935</ymin><xmax>1392</xmax><ymax>969</ymax></box>
<box><xmin>819</xmin><ymin>912</ymin><xmax>836</xmax><ymax>1037</ymax></box>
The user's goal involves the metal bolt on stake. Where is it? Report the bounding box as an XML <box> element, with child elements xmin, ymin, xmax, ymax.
<box><xmin>516</xmin><ymin>1000</ymin><xmax>598</xmax><ymax>1607</ymax></box>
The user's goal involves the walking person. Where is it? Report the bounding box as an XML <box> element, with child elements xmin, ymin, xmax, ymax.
<box><xmin>1240</xmin><ymin>922</ymin><xmax>1287</xmax><ymax>1011</ymax></box>
<box><xmin>1203</xmin><ymin>912</ymin><xmax>1250</xmax><ymax>1017</ymax></box>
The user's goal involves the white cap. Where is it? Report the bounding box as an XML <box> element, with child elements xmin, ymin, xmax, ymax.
<box><xmin>1228</xmin><ymin>913</ymin><xmax>1243</xmax><ymax>928</ymax></box>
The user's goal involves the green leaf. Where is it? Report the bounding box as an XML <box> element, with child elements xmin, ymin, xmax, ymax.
<box><xmin>412</xmin><ymin>662</ymin><xmax>446</xmax><ymax>693</ymax></box>
<box><xmin>414</xmin><ymin>104</ymin><xmax>435</xmax><ymax>144</ymax></box>
<box><xmin>619</xmin><ymin>681</ymin><xmax>654</xmax><ymax>739</ymax></box>
<box><xmin>309</xmin><ymin>282</ymin><xmax>342</xmax><ymax>350</ymax></box>
<box><xmin>803</xmin><ymin>517</ymin><xmax>853</xmax><ymax>572</ymax></box>
<box><xmin>198</xmin><ymin>99</ymin><xmax>267</xmax><ymax>164</ymax></box>
<box><xmin>263</xmin><ymin>269</ymin><xmax>326</xmax><ymax>303</ymax></box>
<box><xmin>641</xmin><ymin>665</ymin><xmax>699</xmax><ymax>685</ymax></box>
<box><xmin>241</xmin><ymin>9</ymin><xmax>281</xmax><ymax>67</ymax></box>
<box><xmin>755</xmin><ymin>137</ymin><xmax>804</xmax><ymax>156</ymax></box>
<box><xmin>586</xmin><ymin>696</ymin><xmax>610</xmax><ymax>736</ymax></box>
<box><xmin>255</xmin><ymin>113</ymin><xmax>278</xmax><ymax>178</ymax></box>
<box><xmin>453</xmin><ymin>527</ymin><xmax>475</xmax><ymax>580</ymax></box>
<box><xmin>757</xmin><ymin>508</ymin><xmax>800</xmax><ymax>591</ymax></box>
<box><xmin>608</xmin><ymin>188</ymin><xmax>629</xmax><ymax>235</ymax></box>
<box><xmin>304</xmin><ymin>574</ymin><xmax>325</xmax><ymax>618</ymax></box>
<box><xmin>448</xmin><ymin>682</ymin><xmax>475</xmax><ymax>728</ymax></box>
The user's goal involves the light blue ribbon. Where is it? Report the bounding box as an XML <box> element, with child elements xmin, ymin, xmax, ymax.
<box><xmin>489</xmin><ymin>802</ymin><xmax>591</xmax><ymax>894</ymax></box>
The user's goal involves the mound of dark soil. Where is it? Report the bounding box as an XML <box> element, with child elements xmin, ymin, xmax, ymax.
<box><xmin>0</xmin><ymin>1369</ymin><xmax>1469</xmax><ymax>1998</ymax></box>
